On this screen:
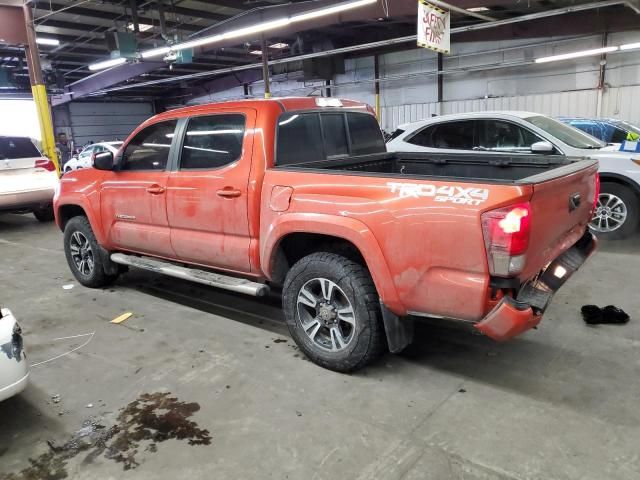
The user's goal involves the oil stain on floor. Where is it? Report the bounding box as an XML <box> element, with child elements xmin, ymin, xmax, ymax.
<box><xmin>1</xmin><ymin>392</ymin><xmax>211</xmax><ymax>480</ymax></box>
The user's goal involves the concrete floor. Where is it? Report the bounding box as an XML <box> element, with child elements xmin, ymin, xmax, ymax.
<box><xmin>0</xmin><ymin>213</ymin><xmax>638</xmax><ymax>480</ymax></box>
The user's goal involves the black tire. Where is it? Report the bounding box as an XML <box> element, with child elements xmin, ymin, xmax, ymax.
<box><xmin>590</xmin><ymin>182</ymin><xmax>639</xmax><ymax>240</ymax></box>
<box><xmin>33</xmin><ymin>205</ymin><xmax>55</xmax><ymax>222</ymax></box>
<box><xmin>63</xmin><ymin>216</ymin><xmax>118</xmax><ymax>288</ymax></box>
<box><xmin>282</xmin><ymin>252</ymin><xmax>386</xmax><ymax>372</ymax></box>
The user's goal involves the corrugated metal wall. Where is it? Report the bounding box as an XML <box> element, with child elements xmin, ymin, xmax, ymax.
<box><xmin>55</xmin><ymin>101</ymin><xmax>154</xmax><ymax>146</ymax></box>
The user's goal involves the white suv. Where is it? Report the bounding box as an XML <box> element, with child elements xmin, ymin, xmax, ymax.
<box><xmin>387</xmin><ymin>112</ymin><xmax>640</xmax><ymax>239</ymax></box>
<box><xmin>0</xmin><ymin>136</ymin><xmax>59</xmax><ymax>222</ymax></box>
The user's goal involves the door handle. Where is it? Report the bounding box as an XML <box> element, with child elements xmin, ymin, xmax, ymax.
<box><xmin>146</xmin><ymin>185</ymin><xmax>166</xmax><ymax>195</ymax></box>
<box><xmin>217</xmin><ymin>188</ymin><xmax>242</xmax><ymax>198</ymax></box>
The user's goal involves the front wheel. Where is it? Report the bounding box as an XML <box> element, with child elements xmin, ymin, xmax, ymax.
<box><xmin>63</xmin><ymin>216</ymin><xmax>118</xmax><ymax>288</ymax></box>
<box><xmin>282</xmin><ymin>252</ymin><xmax>386</xmax><ymax>372</ymax></box>
<box><xmin>590</xmin><ymin>182</ymin><xmax>639</xmax><ymax>240</ymax></box>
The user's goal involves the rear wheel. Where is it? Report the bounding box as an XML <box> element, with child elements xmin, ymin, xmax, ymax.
<box><xmin>282</xmin><ymin>252</ymin><xmax>385</xmax><ymax>372</ymax></box>
<box><xmin>63</xmin><ymin>216</ymin><xmax>118</xmax><ymax>288</ymax></box>
<box><xmin>590</xmin><ymin>182</ymin><xmax>639</xmax><ymax>240</ymax></box>
<box><xmin>33</xmin><ymin>205</ymin><xmax>55</xmax><ymax>222</ymax></box>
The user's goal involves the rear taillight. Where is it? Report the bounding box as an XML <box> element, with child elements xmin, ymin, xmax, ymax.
<box><xmin>481</xmin><ymin>202</ymin><xmax>531</xmax><ymax>277</ymax></box>
<box><xmin>35</xmin><ymin>159</ymin><xmax>56</xmax><ymax>172</ymax></box>
<box><xmin>593</xmin><ymin>173</ymin><xmax>600</xmax><ymax>212</ymax></box>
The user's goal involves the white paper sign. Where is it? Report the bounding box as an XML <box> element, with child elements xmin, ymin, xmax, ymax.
<box><xmin>417</xmin><ymin>0</ymin><xmax>450</xmax><ymax>54</ymax></box>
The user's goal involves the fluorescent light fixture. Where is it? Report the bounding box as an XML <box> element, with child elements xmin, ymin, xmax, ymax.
<box><xmin>292</xmin><ymin>0</ymin><xmax>376</xmax><ymax>23</ymax></box>
<box><xmin>88</xmin><ymin>57</ymin><xmax>127</xmax><ymax>71</ymax></box>
<box><xmin>620</xmin><ymin>42</ymin><xmax>640</xmax><ymax>51</ymax></box>
<box><xmin>139</xmin><ymin>0</ymin><xmax>375</xmax><ymax>59</ymax></box>
<box><xmin>534</xmin><ymin>46</ymin><xmax>618</xmax><ymax>63</ymax></box>
<box><xmin>128</xmin><ymin>23</ymin><xmax>153</xmax><ymax>32</ymax></box>
<box><xmin>141</xmin><ymin>46</ymin><xmax>172</xmax><ymax>59</ymax></box>
<box><xmin>36</xmin><ymin>37</ymin><xmax>60</xmax><ymax>46</ymax></box>
<box><xmin>223</xmin><ymin>18</ymin><xmax>291</xmax><ymax>40</ymax></box>
<box><xmin>250</xmin><ymin>50</ymin><xmax>263</xmax><ymax>55</ymax></box>
<box><xmin>269</xmin><ymin>42</ymin><xmax>289</xmax><ymax>49</ymax></box>
<box><xmin>466</xmin><ymin>7</ymin><xmax>490</xmax><ymax>12</ymax></box>
<box><xmin>178</xmin><ymin>34</ymin><xmax>224</xmax><ymax>51</ymax></box>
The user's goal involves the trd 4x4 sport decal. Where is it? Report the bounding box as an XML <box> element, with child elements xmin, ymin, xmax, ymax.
<box><xmin>387</xmin><ymin>182</ymin><xmax>489</xmax><ymax>206</ymax></box>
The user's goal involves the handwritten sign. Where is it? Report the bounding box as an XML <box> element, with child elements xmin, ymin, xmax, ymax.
<box><xmin>417</xmin><ymin>0</ymin><xmax>450</xmax><ymax>54</ymax></box>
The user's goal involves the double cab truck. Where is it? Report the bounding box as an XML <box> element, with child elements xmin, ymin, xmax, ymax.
<box><xmin>54</xmin><ymin>97</ymin><xmax>598</xmax><ymax>372</ymax></box>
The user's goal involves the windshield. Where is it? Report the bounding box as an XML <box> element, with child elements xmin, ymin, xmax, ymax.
<box><xmin>612</xmin><ymin>120</ymin><xmax>640</xmax><ymax>136</ymax></box>
<box><xmin>525</xmin><ymin>115</ymin><xmax>605</xmax><ymax>149</ymax></box>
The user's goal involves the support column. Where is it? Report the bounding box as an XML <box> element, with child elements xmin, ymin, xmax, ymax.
<box><xmin>23</xmin><ymin>4</ymin><xmax>60</xmax><ymax>174</ymax></box>
<box><xmin>325</xmin><ymin>79</ymin><xmax>331</xmax><ymax>97</ymax></box>
<box><xmin>261</xmin><ymin>37</ymin><xmax>271</xmax><ymax>99</ymax></box>
<box><xmin>437</xmin><ymin>52</ymin><xmax>443</xmax><ymax>115</ymax></box>
<box><xmin>374</xmin><ymin>54</ymin><xmax>380</xmax><ymax>122</ymax></box>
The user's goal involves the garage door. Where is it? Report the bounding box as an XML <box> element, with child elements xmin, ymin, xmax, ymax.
<box><xmin>69</xmin><ymin>102</ymin><xmax>154</xmax><ymax>146</ymax></box>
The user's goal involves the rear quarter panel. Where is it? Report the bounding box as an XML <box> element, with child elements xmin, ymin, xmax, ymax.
<box><xmin>261</xmin><ymin>169</ymin><xmax>533</xmax><ymax>320</ymax></box>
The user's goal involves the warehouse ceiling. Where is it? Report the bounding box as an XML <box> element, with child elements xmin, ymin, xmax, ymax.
<box><xmin>0</xmin><ymin>0</ymin><xmax>638</xmax><ymax>103</ymax></box>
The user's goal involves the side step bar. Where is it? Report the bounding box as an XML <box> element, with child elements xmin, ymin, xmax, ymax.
<box><xmin>110</xmin><ymin>253</ymin><xmax>269</xmax><ymax>297</ymax></box>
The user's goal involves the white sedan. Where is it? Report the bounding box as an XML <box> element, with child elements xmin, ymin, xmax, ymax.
<box><xmin>0</xmin><ymin>307</ymin><xmax>29</xmax><ymax>402</ymax></box>
<box><xmin>63</xmin><ymin>141</ymin><xmax>123</xmax><ymax>174</ymax></box>
<box><xmin>387</xmin><ymin>111</ymin><xmax>640</xmax><ymax>239</ymax></box>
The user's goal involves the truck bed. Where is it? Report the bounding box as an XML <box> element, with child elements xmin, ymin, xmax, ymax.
<box><xmin>275</xmin><ymin>151</ymin><xmax>589</xmax><ymax>184</ymax></box>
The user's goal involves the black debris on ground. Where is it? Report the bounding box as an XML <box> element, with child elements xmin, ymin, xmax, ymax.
<box><xmin>581</xmin><ymin>305</ymin><xmax>630</xmax><ymax>325</ymax></box>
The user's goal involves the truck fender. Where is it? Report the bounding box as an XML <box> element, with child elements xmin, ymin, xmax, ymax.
<box><xmin>56</xmin><ymin>196</ymin><xmax>107</xmax><ymax>245</ymax></box>
<box><xmin>261</xmin><ymin>213</ymin><xmax>405</xmax><ymax>314</ymax></box>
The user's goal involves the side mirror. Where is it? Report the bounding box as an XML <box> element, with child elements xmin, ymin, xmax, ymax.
<box><xmin>531</xmin><ymin>141</ymin><xmax>555</xmax><ymax>154</ymax></box>
<box><xmin>93</xmin><ymin>151</ymin><xmax>114</xmax><ymax>171</ymax></box>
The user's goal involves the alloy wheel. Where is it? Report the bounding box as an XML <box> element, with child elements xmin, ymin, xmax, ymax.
<box><xmin>590</xmin><ymin>193</ymin><xmax>627</xmax><ymax>233</ymax></box>
<box><xmin>296</xmin><ymin>278</ymin><xmax>356</xmax><ymax>352</ymax></box>
<box><xmin>69</xmin><ymin>231</ymin><xmax>95</xmax><ymax>276</ymax></box>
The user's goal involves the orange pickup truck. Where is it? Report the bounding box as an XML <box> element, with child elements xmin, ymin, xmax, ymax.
<box><xmin>54</xmin><ymin>97</ymin><xmax>598</xmax><ymax>371</ymax></box>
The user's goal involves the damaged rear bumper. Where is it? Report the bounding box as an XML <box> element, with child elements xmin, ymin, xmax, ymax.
<box><xmin>475</xmin><ymin>231</ymin><xmax>597</xmax><ymax>341</ymax></box>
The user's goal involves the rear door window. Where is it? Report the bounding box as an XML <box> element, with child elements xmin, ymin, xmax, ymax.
<box><xmin>0</xmin><ymin>137</ymin><xmax>41</xmax><ymax>159</ymax></box>
<box><xmin>409</xmin><ymin>121</ymin><xmax>476</xmax><ymax>150</ymax></box>
<box><xmin>180</xmin><ymin>114</ymin><xmax>245</xmax><ymax>169</ymax></box>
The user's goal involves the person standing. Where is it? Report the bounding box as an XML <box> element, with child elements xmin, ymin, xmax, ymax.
<box><xmin>56</xmin><ymin>132</ymin><xmax>72</xmax><ymax>167</ymax></box>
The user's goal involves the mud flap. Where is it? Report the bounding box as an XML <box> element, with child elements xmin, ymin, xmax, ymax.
<box><xmin>380</xmin><ymin>302</ymin><xmax>414</xmax><ymax>353</ymax></box>
<box><xmin>97</xmin><ymin>244</ymin><xmax>119</xmax><ymax>276</ymax></box>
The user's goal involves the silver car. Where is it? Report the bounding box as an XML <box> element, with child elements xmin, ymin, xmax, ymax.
<box><xmin>387</xmin><ymin>111</ymin><xmax>640</xmax><ymax>239</ymax></box>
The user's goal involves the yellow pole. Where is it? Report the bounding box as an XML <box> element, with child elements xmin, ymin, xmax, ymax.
<box><xmin>374</xmin><ymin>55</ymin><xmax>381</xmax><ymax>122</ymax></box>
<box><xmin>261</xmin><ymin>36</ymin><xmax>271</xmax><ymax>99</ymax></box>
<box><xmin>23</xmin><ymin>5</ymin><xmax>60</xmax><ymax>175</ymax></box>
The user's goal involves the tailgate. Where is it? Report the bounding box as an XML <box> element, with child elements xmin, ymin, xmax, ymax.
<box><xmin>520</xmin><ymin>159</ymin><xmax>599</xmax><ymax>280</ymax></box>
<box><xmin>1</xmin><ymin>157</ymin><xmax>58</xmax><ymax>195</ymax></box>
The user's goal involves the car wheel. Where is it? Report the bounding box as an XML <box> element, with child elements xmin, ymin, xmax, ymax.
<box><xmin>63</xmin><ymin>216</ymin><xmax>118</xmax><ymax>288</ymax></box>
<box><xmin>282</xmin><ymin>252</ymin><xmax>386</xmax><ymax>372</ymax></box>
<box><xmin>590</xmin><ymin>182</ymin><xmax>639</xmax><ymax>240</ymax></box>
<box><xmin>33</xmin><ymin>205</ymin><xmax>55</xmax><ymax>222</ymax></box>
